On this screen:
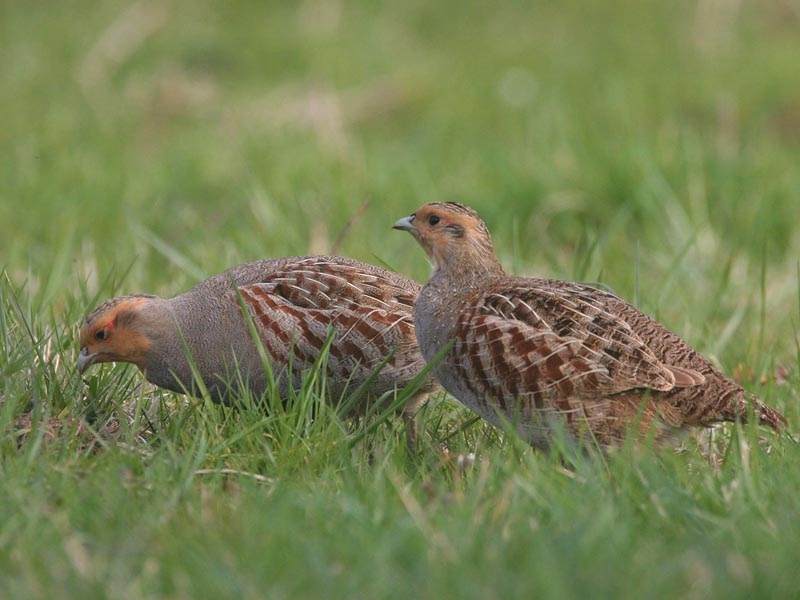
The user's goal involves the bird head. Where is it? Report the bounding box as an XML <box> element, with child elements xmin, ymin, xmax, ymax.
<box><xmin>78</xmin><ymin>294</ymin><xmax>159</xmax><ymax>374</ymax></box>
<box><xmin>393</xmin><ymin>202</ymin><xmax>502</xmax><ymax>276</ymax></box>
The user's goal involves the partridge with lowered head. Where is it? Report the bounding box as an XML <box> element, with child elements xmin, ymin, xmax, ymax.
<box><xmin>79</xmin><ymin>255</ymin><xmax>437</xmax><ymax>439</ymax></box>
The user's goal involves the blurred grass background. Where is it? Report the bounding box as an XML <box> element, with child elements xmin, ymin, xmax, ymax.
<box><xmin>1</xmin><ymin>0</ymin><xmax>800</xmax><ymax>597</ymax></box>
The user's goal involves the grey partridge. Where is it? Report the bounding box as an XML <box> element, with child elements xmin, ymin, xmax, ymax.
<box><xmin>78</xmin><ymin>255</ymin><xmax>437</xmax><ymax>441</ymax></box>
<box><xmin>394</xmin><ymin>202</ymin><xmax>785</xmax><ymax>451</ymax></box>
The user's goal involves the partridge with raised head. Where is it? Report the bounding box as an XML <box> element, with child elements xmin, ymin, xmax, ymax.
<box><xmin>79</xmin><ymin>256</ymin><xmax>437</xmax><ymax>439</ymax></box>
<box><xmin>394</xmin><ymin>202</ymin><xmax>785</xmax><ymax>450</ymax></box>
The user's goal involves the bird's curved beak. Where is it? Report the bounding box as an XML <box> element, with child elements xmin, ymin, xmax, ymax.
<box><xmin>77</xmin><ymin>347</ymin><xmax>99</xmax><ymax>374</ymax></box>
<box><xmin>392</xmin><ymin>215</ymin><xmax>416</xmax><ymax>232</ymax></box>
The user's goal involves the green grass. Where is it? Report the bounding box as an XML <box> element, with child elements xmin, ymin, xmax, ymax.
<box><xmin>2</xmin><ymin>0</ymin><xmax>800</xmax><ymax>597</ymax></box>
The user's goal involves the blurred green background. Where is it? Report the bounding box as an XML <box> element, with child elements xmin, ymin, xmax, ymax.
<box><xmin>4</xmin><ymin>0</ymin><xmax>799</xmax><ymax>318</ymax></box>
<box><xmin>2</xmin><ymin>1</ymin><xmax>800</xmax><ymax>597</ymax></box>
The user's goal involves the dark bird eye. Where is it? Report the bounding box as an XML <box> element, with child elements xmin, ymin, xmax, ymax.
<box><xmin>428</xmin><ymin>215</ymin><xmax>440</xmax><ymax>226</ymax></box>
<box><xmin>95</xmin><ymin>329</ymin><xmax>107</xmax><ymax>341</ymax></box>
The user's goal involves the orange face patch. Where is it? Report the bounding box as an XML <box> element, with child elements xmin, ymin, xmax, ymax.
<box><xmin>79</xmin><ymin>296</ymin><xmax>154</xmax><ymax>370</ymax></box>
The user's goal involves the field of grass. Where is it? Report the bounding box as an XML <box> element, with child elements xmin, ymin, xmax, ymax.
<box><xmin>2</xmin><ymin>0</ymin><xmax>800</xmax><ymax>597</ymax></box>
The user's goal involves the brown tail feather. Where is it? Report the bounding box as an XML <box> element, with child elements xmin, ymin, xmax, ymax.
<box><xmin>757</xmin><ymin>401</ymin><xmax>787</xmax><ymax>432</ymax></box>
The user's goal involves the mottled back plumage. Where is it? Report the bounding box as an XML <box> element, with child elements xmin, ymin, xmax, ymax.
<box><xmin>394</xmin><ymin>202</ymin><xmax>785</xmax><ymax>450</ymax></box>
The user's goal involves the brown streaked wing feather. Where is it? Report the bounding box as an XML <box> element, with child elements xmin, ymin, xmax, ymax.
<box><xmin>666</xmin><ymin>365</ymin><xmax>706</xmax><ymax>387</ymax></box>
<box><xmin>327</xmin><ymin>306</ymin><xmax>419</xmax><ymax>374</ymax></box>
<box><xmin>451</xmin><ymin>313</ymin><xmax>657</xmax><ymax>413</ymax></box>
<box><xmin>237</xmin><ymin>285</ymin><xmax>318</xmax><ymax>365</ymax></box>
<box><xmin>494</xmin><ymin>279</ymin><xmax>703</xmax><ymax>383</ymax></box>
<box><xmin>469</xmin><ymin>282</ymin><xmax>693</xmax><ymax>398</ymax></box>
<box><xmin>259</xmin><ymin>262</ymin><xmax>417</xmax><ymax>311</ymax></box>
<box><xmin>237</xmin><ymin>282</ymin><xmax>417</xmax><ymax>377</ymax></box>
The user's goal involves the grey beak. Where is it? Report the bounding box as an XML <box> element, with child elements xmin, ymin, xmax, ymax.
<box><xmin>392</xmin><ymin>216</ymin><xmax>416</xmax><ymax>231</ymax></box>
<box><xmin>77</xmin><ymin>347</ymin><xmax>98</xmax><ymax>374</ymax></box>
